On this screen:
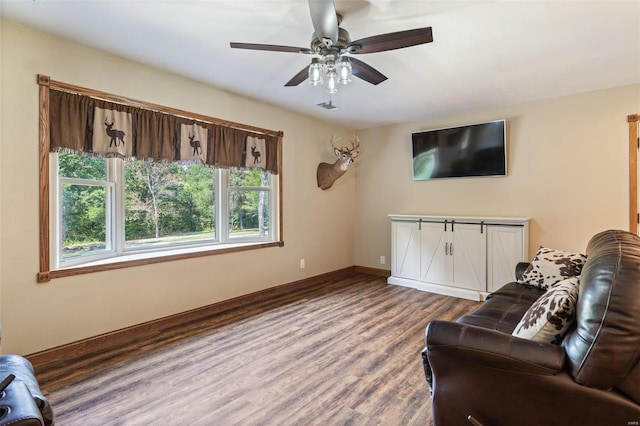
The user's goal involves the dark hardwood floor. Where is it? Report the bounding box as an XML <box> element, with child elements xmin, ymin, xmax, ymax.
<box><xmin>33</xmin><ymin>273</ymin><xmax>481</xmax><ymax>425</ymax></box>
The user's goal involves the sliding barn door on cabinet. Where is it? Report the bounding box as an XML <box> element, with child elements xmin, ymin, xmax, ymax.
<box><xmin>486</xmin><ymin>225</ymin><xmax>524</xmax><ymax>293</ymax></box>
<box><xmin>452</xmin><ymin>224</ymin><xmax>487</xmax><ymax>291</ymax></box>
<box><xmin>419</xmin><ymin>222</ymin><xmax>452</xmax><ymax>286</ymax></box>
<box><xmin>419</xmin><ymin>222</ymin><xmax>486</xmax><ymax>291</ymax></box>
<box><xmin>391</xmin><ymin>220</ymin><xmax>420</xmax><ymax>280</ymax></box>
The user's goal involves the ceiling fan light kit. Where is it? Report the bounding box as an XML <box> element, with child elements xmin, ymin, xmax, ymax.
<box><xmin>230</xmin><ymin>0</ymin><xmax>433</xmax><ymax>100</ymax></box>
<box><xmin>308</xmin><ymin>47</ymin><xmax>353</xmax><ymax>94</ymax></box>
<box><xmin>310</xmin><ymin>56</ymin><xmax>342</xmax><ymax>93</ymax></box>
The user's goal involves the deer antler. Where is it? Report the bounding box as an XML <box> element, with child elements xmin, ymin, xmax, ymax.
<box><xmin>104</xmin><ymin>117</ymin><xmax>114</xmax><ymax>125</ymax></box>
<box><xmin>329</xmin><ymin>135</ymin><xmax>341</xmax><ymax>150</ymax></box>
<box><xmin>188</xmin><ymin>131</ymin><xmax>195</xmax><ymax>139</ymax></box>
<box><xmin>346</xmin><ymin>136</ymin><xmax>360</xmax><ymax>157</ymax></box>
<box><xmin>329</xmin><ymin>135</ymin><xmax>342</xmax><ymax>156</ymax></box>
<box><xmin>349</xmin><ymin>136</ymin><xmax>360</xmax><ymax>151</ymax></box>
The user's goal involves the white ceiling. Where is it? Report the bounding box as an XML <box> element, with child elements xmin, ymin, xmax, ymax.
<box><xmin>2</xmin><ymin>0</ymin><xmax>639</xmax><ymax>129</ymax></box>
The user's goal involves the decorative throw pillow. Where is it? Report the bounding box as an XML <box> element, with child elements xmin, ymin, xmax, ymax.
<box><xmin>518</xmin><ymin>246</ymin><xmax>586</xmax><ymax>290</ymax></box>
<box><xmin>512</xmin><ymin>276</ymin><xmax>580</xmax><ymax>345</ymax></box>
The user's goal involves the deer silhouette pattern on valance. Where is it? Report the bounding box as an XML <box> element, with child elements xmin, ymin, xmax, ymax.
<box><xmin>245</xmin><ymin>136</ymin><xmax>266</xmax><ymax>169</ymax></box>
<box><xmin>179</xmin><ymin>123</ymin><xmax>208</xmax><ymax>163</ymax></box>
<box><xmin>93</xmin><ymin>107</ymin><xmax>133</xmax><ymax>157</ymax></box>
<box><xmin>49</xmin><ymin>89</ymin><xmax>279</xmax><ymax>174</ymax></box>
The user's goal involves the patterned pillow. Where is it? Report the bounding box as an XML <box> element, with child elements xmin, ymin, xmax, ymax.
<box><xmin>512</xmin><ymin>277</ymin><xmax>580</xmax><ymax>344</ymax></box>
<box><xmin>518</xmin><ymin>246</ymin><xmax>586</xmax><ymax>290</ymax></box>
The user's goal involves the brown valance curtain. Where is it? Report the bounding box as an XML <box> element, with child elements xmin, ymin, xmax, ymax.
<box><xmin>49</xmin><ymin>89</ymin><xmax>279</xmax><ymax>174</ymax></box>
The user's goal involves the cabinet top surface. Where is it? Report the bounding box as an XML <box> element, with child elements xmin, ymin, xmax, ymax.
<box><xmin>389</xmin><ymin>214</ymin><xmax>530</xmax><ymax>224</ymax></box>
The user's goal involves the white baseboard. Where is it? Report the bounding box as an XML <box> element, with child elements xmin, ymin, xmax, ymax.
<box><xmin>387</xmin><ymin>276</ymin><xmax>486</xmax><ymax>302</ymax></box>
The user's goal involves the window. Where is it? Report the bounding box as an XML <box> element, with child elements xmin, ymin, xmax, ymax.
<box><xmin>123</xmin><ymin>159</ymin><xmax>216</xmax><ymax>250</ymax></box>
<box><xmin>37</xmin><ymin>75</ymin><xmax>283</xmax><ymax>282</ymax></box>
<box><xmin>227</xmin><ymin>169</ymin><xmax>271</xmax><ymax>239</ymax></box>
<box><xmin>56</xmin><ymin>154</ymin><xmax>112</xmax><ymax>263</ymax></box>
<box><xmin>52</xmin><ymin>152</ymin><xmax>276</xmax><ymax>269</ymax></box>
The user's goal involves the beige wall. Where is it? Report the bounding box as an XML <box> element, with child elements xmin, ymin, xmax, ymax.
<box><xmin>2</xmin><ymin>19</ymin><xmax>638</xmax><ymax>356</ymax></box>
<box><xmin>354</xmin><ymin>84</ymin><xmax>640</xmax><ymax>269</ymax></box>
<box><xmin>0</xmin><ymin>20</ymin><xmax>356</xmax><ymax>355</ymax></box>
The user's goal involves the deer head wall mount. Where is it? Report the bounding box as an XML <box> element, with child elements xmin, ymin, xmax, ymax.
<box><xmin>316</xmin><ymin>135</ymin><xmax>360</xmax><ymax>190</ymax></box>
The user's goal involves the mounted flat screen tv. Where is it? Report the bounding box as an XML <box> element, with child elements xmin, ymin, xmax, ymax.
<box><xmin>412</xmin><ymin>119</ymin><xmax>506</xmax><ymax>180</ymax></box>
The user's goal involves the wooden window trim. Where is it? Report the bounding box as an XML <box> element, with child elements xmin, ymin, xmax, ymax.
<box><xmin>37</xmin><ymin>74</ymin><xmax>284</xmax><ymax>283</ymax></box>
<box><xmin>630</xmin><ymin>113</ymin><xmax>639</xmax><ymax>234</ymax></box>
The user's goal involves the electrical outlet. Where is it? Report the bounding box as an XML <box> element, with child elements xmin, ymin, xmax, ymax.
<box><xmin>380</xmin><ymin>256</ymin><xmax>386</xmax><ymax>265</ymax></box>
<box><xmin>299</xmin><ymin>259</ymin><xmax>305</xmax><ymax>269</ymax></box>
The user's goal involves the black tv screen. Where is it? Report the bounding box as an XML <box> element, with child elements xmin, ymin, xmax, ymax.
<box><xmin>412</xmin><ymin>119</ymin><xmax>506</xmax><ymax>180</ymax></box>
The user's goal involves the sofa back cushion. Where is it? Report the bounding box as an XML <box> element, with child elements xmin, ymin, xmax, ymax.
<box><xmin>563</xmin><ymin>230</ymin><xmax>640</xmax><ymax>394</ymax></box>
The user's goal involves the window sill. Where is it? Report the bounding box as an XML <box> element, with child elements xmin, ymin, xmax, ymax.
<box><xmin>37</xmin><ymin>240</ymin><xmax>284</xmax><ymax>283</ymax></box>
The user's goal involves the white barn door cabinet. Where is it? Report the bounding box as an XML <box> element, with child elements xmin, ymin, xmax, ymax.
<box><xmin>389</xmin><ymin>215</ymin><xmax>529</xmax><ymax>301</ymax></box>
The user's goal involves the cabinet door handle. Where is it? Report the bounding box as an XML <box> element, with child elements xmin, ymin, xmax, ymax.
<box><xmin>445</xmin><ymin>243</ymin><xmax>449</xmax><ymax>255</ymax></box>
<box><xmin>450</xmin><ymin>243</ymin><xmax>453</xmax><ymax>255</ymax></box>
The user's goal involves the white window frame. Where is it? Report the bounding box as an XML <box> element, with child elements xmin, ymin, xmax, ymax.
<box><xmin>50</xmin><ymin>153</ymin><xmax>278</xmax><ymax>270</ymax></box>
<box><xmin>225</xmin><ymin>170</ymin><xmax>274</xmax><ymax>242</ymax></box>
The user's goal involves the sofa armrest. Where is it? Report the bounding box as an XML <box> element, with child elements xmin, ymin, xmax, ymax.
<box><xmin>0</xmin><ymin>355</ymin><xmax>54</xmax><ymax>426</ymax></box>
<box><xmin>424</xmin><ymin>320</ymin><xmax>565</xmax><ymax>375</ymax></box>
<box><xmin>0</xmin><ymin>381</ymin><xmax>44</xmax><ymax>426</ymax></box>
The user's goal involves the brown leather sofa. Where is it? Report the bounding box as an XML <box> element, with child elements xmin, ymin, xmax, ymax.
<box><xmin>422</xmin><ymin>230</ymin><xmax>640</xmax><ymax>426</ymax></box>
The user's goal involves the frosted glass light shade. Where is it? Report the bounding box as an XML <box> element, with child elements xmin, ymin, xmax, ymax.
<box><xmin>308</xmin><ymin>58</ymin><xmax>323</xmax><ymax>86</ymax></box>
<box><xmin>325</xmin><ymin>70</ymin><xmax>338</xmax><ymax>94</ymax></box>
<box><xmin>336</xmin><ymin>57</ymin><xmax>352</xmax><ymax>85</ymax></box>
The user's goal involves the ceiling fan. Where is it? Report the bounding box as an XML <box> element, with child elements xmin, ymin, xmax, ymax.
<box><xmin>229</xmin><ymin>0</ymin><xmax>433</xmax><ymax>93</ymax></box>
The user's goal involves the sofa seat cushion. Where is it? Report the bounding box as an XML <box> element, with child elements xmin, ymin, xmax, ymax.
<box><xmin>457</xmin><ymin>282</ymin><xmax>545</xmax><ymax>333</ymax></box>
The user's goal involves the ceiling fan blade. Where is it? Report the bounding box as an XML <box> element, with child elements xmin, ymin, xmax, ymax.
<box><xmin>308</xmin><ymin>0</ymin><xmax>338</xmax><ymax>45</ymax></box>
<box><xmin>230</xmin><ymin>42</ymin><xmax>312</xmax><ymax>54</ymax></box>
<box><xmin>284</xmin><ymin>66</ymin><xmax>310</xmax><ymax>86</ymax></box>
<box><xmin>349</xmin><ymin>57</ymin><xmax>387</xmax><ymax>85</ymax></box>
<box><xmin>347</xmin><ymin>27</ymin><xmax>433</xmax><ymax>54</ymax></box>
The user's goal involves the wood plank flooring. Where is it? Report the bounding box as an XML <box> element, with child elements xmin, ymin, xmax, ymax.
<box><xmin>32</xmin><ymin>273</ymin><xmax>481</xmax><ymax>425</ymax></box>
